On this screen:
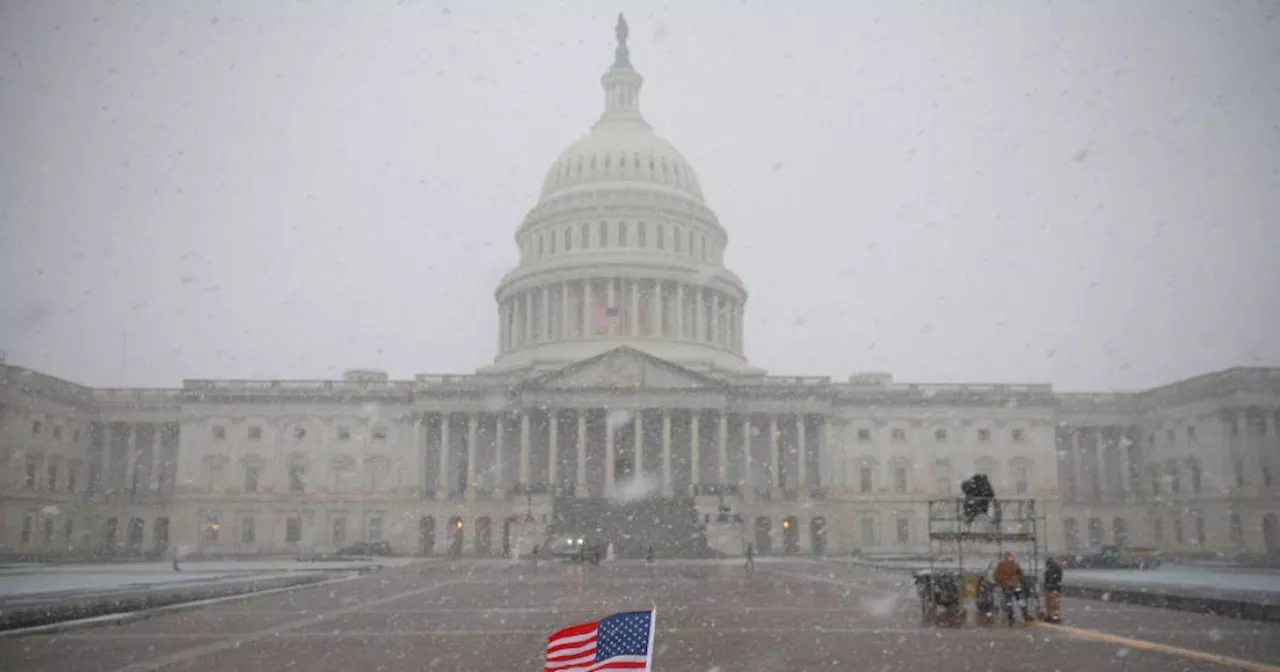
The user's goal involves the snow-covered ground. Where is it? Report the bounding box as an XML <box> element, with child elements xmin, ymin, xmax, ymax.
<box><xmin>1067</xmin><ymin>567</ymin><xmax>1280</xmax><ymax>598</ymax></box>
<box><xmin>0</xmin><ymin>557</ymin><xmax>418</xmax><ymax>600</ymax></box>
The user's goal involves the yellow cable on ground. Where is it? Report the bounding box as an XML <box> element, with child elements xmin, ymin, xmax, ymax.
<box><xmin>1029</xmin><ymin>621</ymin><xmax>1280</xmax><ymax>672</ymax></box>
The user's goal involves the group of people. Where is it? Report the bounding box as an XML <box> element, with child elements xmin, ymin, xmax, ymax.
<box><xmin>993</xmin><ymin>551</ymin><xmax>1064</xmax><ymax>624</ymax></box>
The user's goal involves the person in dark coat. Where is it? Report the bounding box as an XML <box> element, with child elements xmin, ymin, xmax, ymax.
<box><xmin>744</xmin><ymin>543</ymin><xmax>755</xmax><ymax>571</ymax></box>
<box><xmin>1043</xmin><ymin>557</ymin><xmax>1064</xmax><ymax>622</ymax></box>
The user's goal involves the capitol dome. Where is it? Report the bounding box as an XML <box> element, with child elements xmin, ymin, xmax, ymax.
<box><xmin>485</xmin><ymin>15</ymin><xmax>756</xmax><ymax>377</ymax></box>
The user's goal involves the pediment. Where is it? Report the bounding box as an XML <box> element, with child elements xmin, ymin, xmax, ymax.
<box><xmin>530</xmin><ymin>347</ymin><xmax>725</xmax><ymax>391</ymax></box>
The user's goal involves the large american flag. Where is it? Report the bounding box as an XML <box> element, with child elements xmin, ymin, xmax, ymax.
<box><xmin>545</xmin><ymin>610</ymin><xmax>655</xmax><ymax>672</ymax></box>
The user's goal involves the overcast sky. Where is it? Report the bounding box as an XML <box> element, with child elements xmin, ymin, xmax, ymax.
<box><xmin>2</xmin><ymin>0</ymin><xmax>1278</xmax><ymax>391</ymax></box>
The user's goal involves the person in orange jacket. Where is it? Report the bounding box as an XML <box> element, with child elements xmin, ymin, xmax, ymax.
<box><xmin>994</xmin><ymin>552</ymin><xmax>1026</xmax><ymax>625</ymax></box>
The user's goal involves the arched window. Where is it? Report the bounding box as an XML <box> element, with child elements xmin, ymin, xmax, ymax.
<box><xmin>674</xmin><ymin>227</ymin><xmax>682</xmax><ymax>253</ymax></box>
<box><xmin>564</xmin><ymin>227</ymin><xmax>572</xmax><ymax>252</ymax></box>
<box><xmin>934</xmin><ymin>459</ymin><xmax>953</xmax><ymax>495</ymax></box>
<box><xmin>549</xmin><ymin>229</ymin><xmax>557</xmax><ymax>255</ymax></box>
<box><xmin>537</xmin><ymin>233</ymin><xmax>544</xmax><ymax>258</ymax></box>
<box><xmin>857</xmin><ymin>458</ymin><xmax>879</xmax><ymax>493</ymax></box>
<box><xmin>637</xmin><ymin>222</ymin><xmax>647</xmax><ymax>247</ymax></box>
<box><xmin>657</xmin><ymin>225</ymin><xmax>665</xmax><ymax>250</ymax></box>
<box><xmin>331</xmin><ymin>455</ymin><xmax>356</xmax><ymax>492</ymax></box>
<box><xmin>618</xmin><ymin>222</ymin><xmax>628</xmax><ymax>247</ymax></box>
<box><xmin>1010</xmin><ymin>457</ymin><xmax>1031</xmax><ymax>494</ymax></box>
<box><xmin>599</xmin><ymin>221</ymin><xmax>609</xmax><ymax>248</ymax></box>
<box><xmin>366</xmin><ymin>457</ymin><xmax>392</xmax><ymax>492</ymax></box>
<box><xmin>580</xmin><ymin>222</ymin><xmax>590</xmax><ymax>248</ymax></box>
<box><xmin>289</xmin><ymin>455</ymin><xmax>307</xmax><ymax>493</ymax></box>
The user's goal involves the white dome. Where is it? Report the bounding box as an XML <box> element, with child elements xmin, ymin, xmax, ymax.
<box><xmin>539</xmin><ymin>122</ymin><xmax>705</xmax><ymax>202</ymax></box>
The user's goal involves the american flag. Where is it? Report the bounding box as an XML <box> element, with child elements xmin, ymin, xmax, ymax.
<box><xmin>594</xmin><ymin>306</ymin><xmax>620</xmax><ymax>328</ymax></box>
<box><xmin>545</xmin><ymin>610</ymin><xmax>655</xmax><ymax>672</ymax></box>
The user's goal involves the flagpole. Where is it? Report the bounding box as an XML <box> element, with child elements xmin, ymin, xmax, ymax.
<box><xmin>645</xmin><ymin>607</ymin><xmax>657</xmax><ymax>670</ymax></box>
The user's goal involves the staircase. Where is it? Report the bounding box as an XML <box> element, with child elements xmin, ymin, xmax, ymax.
<box><xmin>549</xmin><ymin>496</ymin><xmax>711</xmax><ymax>558</ymax></box>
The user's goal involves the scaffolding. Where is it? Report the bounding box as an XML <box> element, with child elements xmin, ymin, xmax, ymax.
<box><xmin>917</xmin><ymin>497</ymin><xmax>1045</xmax><ymax>625</ymax></box>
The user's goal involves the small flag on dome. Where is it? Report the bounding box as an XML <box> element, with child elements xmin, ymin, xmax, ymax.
<box><xmin>595</xmin><ymin>306</ymin><xmax>620</xmax><ymax>328</ymax></box>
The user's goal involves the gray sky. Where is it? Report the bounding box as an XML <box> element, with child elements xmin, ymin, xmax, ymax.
<box><xmin>2</xmin><ymin>0</ymin><xmax>1278</xmax><ymax>391</ymax></box>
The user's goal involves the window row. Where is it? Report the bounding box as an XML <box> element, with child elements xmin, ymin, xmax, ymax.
<box><xmin>202</xmin><ymin>455</ymin><xmax>395</xmax><ymax>494</ymax></box>
<box><xmin>547</xmin><ymin>151</ymin><xmax>700</xmax><ymax>194</ymax></box>
<box><xmin>854</xmin><ymin>426</ymin><xmax>1027</xmax><ymax>443</ymax></box>
<box><xmin>851</xmin><ymin>458</ymin><xmax>1032</xmax><ymax>495</ymax></box>
<box><xmin>26</xmin><ymin>419</ymin><xmax>82</xmax><ymax>443</ymax></box>
<box><xmin>200</xmin><ymin>513</ymin><xmax>384</xmax><ymax>546</ymax></box>
<box><xmin>20</xmin><ymin>457</ymin><xmax>83</xmax><ymax>493</ymax></box>
<box><xmin>523</xmin><ymin>220</ymin><xmax>721</xmax><ymax>264</ymax></box>
<box><xmin>211</xmin><ymin>424</ymin><xmax>389</xmax><ymax>442</ymax></box>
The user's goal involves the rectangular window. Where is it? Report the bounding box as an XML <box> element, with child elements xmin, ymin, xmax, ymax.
<box><xmin>618</xmin><ymin>222</ymin><xmax>628</xmax><ymax>247</ymax></box>
<box><xmin>1153</xmin><ymin>519</ymin><xmax>1164</xmax><ymax>546</ymax></box>
<box><xmin>203</xmin><ymin>515</ymin><xmax>219</xmax><ymax>542</ymax></box>
<box><xmin>241</xmin><ymin>518</ymin><xmax>255</xmax><ymax>544</ymax></box>
<box><xmin>857</xmin><ymin>428</ymin><xmax>871</xmax><ymax>442</ymax></box>
<box><xmin>581</xmin><ymin>222</ymin><xmax>590</xmax><ymax>248</ymax></box>
<box><xmin>893</xmin><ymin>467</ymin><xmax>907</xmax><ymax>494</ymax></box>
<box><xmin>367</xmin><ymin>517</ymin><xmax>383</xmax><ymax>542</ymax></box>
<box><xmin>599</xmin><ymin>221</ymin><xmax>609</xmax><ymax>248</ymax></box>
<box><xmin>977</xmin><ymin>428</ymin><xmax>991</xmax><ymax>442</ymax></box>
<box><xmin>896</xmin><ymin>515</ymin><xmax>910</xmax><ymax>544</ymax></box>
<box><xmin>657</xmin><ymin>226</ymin><xmax>664</xmax><ymax>249</ymax></box>
<box><xmin>286</xmin><ymin>517</ymin><xmax>303</xmax><ymax>543</ymax></box>
<box><xmin>1015</xmin><ymin>466</ymin><xmax>1029</xmax><ymax>494</ymax></box>
<box><xmin>638</xmin><ymin>222</ymin><xmax>647</xmax><ymax>247</ymax></box>
<box><xmin>891</xmin><ymin>428</ymin><xmax>905</xmax><ymax>442</ymax></box>
<box><xmin>1230</xmin><ymin>514</ymin><xmax>1244</xmax><ymax>546</ymax></box>
<box><xmin>372</xmin><ymin>427</ymin><xmax>387</xmax><ymax>441</ymax></box>
<box><xmin>67</xmin><ymin>467</ymin><xmax>77</xmax><ymax>493</ymax></box>
<box><xmin>859</xmin><ymin>516</ymin><xmax>877</xmax><ymax>545</ymax></box>
<box><xmin>64</xmin><ymin>519</ymin><xmax>74</xmax><ymax>543</ymax></box>
<box><xmin>1173</xmin><ymin>518</ymin><xmax>1184</xmax><ymax>545</ymax></box>
<box><xmin>290</xmin><ymin>463</ymin><xmax>306</xmax><ymax>492</ymax></box>
<box><xmin>337</xmin><ymin>426</ymin><xmax>351</xmax><ymax>441</ymax></box>
<box><xmin>859</xmin><ymin>467</ymin><xmax>873</xmax><ymax>493</ymax></box>
<box><xmin>32</xmin><ymin>421</ymin><xmax>42</xmax><ymax>436</ymax></box>
<box><xmin>248</xmin><ymin>426</ymin><xmax>262</xmax><ymax>441</ymax></box>
<box><xmin>24</xmin><ymin>460</ymin><xmax>37</xmax><ymax>489</ymax></box>
<box><xmin>21</xmin><ymin>513</ymin><xmax>33</xmax><ymax>544</ymax></box>
<box><xmin>212</xmin><ymin>425</ymin><xmax>226</xmax><ymax>440</ymax></box>
<box><xmin>47</xmin><ymin>465</ymin><xmax>57</xmax><ymax>491</ymax></box>
<box><xmin>936</xmin><ymin>475</ymin><xmax>952</xmax><ymax>495</ymax></box>
<box><xmin>1186</xmin><ymin>425</ymin><xmax>1197</xmax><ymax>442</ymax></box>
<box><xmin>53</xmin><ymin>425</ymin><xmax>62</xmax><ymax>440</ymax></box>
<box><xmin>1166</xmin><ymin>428</ymin><xmax>1176</xmax><ymax>444</ymax></box>
<box><xmin>1011</xmin><ymin>428</ymin><xmax>1026</xmax><ymax>442</ymax></box>
<box><xmin>245</xmin><ymin>465</ymin><xmax>260</xmax><ymax>493</ymax></box>
<box><xmin>333</xmin><ymin>518</ymin><xmax>346</xmax><ymax>547</ymax></box>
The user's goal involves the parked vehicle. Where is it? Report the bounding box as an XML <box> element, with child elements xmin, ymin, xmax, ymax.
<box><xmin>1059</xmin><ymin>545</ymin><xmax>1160</xmax><ymax>569</ymax></box>
<box><xmin>338</xmin><ymin>541</ymin><xmax>393</xmax><ymax>556</ymax></box>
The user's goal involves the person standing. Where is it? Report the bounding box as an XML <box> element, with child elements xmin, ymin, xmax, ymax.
<box><xmin>1043</xmin><ymin>557</ymin><xmax>1064</xmax><ymax>623</ymax></box>
<box><xmin>994</xmin><ymin>551</ymin><xmax>1025</xmax><ymax>626</ymax></box>
<box><xmin>744</xmin><ymin>543</ymin><xmax>756</xmax><ymax>571</ymax></box>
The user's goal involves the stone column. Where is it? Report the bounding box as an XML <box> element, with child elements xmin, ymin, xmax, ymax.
<box><xmin>519</xmin><ymin>412</ymin><xmax>531</xmax><ymax>489</ymax></box>
<box><xmin>662</xmin><ymin>410</ymin><xmax>673</xmax><ymax>496</ymax></box>
<box><xmin>1070</xmin><ymin>428</ymin><xmax>1083</xmax><ymax>501</ymax></box>
<box><xmin>710</xmin><ymin>294</ymin><xmax>720</xmax><ymax>346</ymax></box>
<box><xmin>437</xmin><ymin>413</ymin><xmax>450</xmax><ymax>500</ymax></box>
<box><xmin>576</xmin><ymin>411</ymin><xmax>588</xmax><ymax>498</ymax></box>
<box><xmin>412</xmin><ymin>414</ymin><xmax>423</xmax><ymax>496</ymax></box>
<box><xmin>498</xmin><ymin>301</ymin><xmax>507</xmax><ymax>353</ymax></box>
<box><xmin>797</xmin><ymin>415</ymin><xmax>808</xmax><ymax>497</ymax></box>
<box><xmin>605</xmin><ymin>415</ymin><xmax>616</xmax><ymax>496</ymax></box>
<box><xmin>151</xmin><ymin>424</ymin><xmax>162</xmax><ymax>490</ymax></box>
<box><xmin>769</xmin><ymin>415</ymin><xmax>782</xmax><ymax>498</ymax></box>
<box><xmin>694</xmin><ymin>287</ymin><xmax>704</xmax><ymax>342</ymax></box>
<box><xmin>548</xmin><ymin>410</ymin><xmax>559</xmax><ymax>493</ymax></box>
<box><xmin>630</xmin><ymin>280</ymin><xmax>640</xmax><ymax>337</ymax></box>
<box><xmin>1267</xmin><ymin>411</ymin><xmax>1279</xmax><ymax>487</ymax></box>
<box><xmin>634</xmin><ymin>411</ymin><xmax>644</xmax><ymax>479</ymax></box>
<box><xmin>465</xmin><ymin>412</ymin><xmax>478</xmax><ymax>500</ymax></box>
<box><xmin>675</xmin><ymin>284</ymin><xmax>685</xmax><ymax>340</ymax></box>
<box><xmin>124</xmin><ymin>424</ymin><xmax>137</xmax><ymax>492</ymax></box>
<box><xmin>541</xmin><ymin>286</ymin><xmax>551</xmax><ymax>341</ymax></box>
<box><xmin>717</xmin><ymin>412</ymin><xmax>729</xmax><ymax>485</ymax></box>
<box><xmin>690</xmin><ymin>410</ymin><xmax>700</xmax><ymax>495</ymax></box>
<box><xmin>561</xmin><ymin>281</ymin><xmax>570</xmax><ymax>339</ymax></box>
<box><xmin>606</xmin><ymin>279</ymin><xmax>617</xmax><ymax>336</ymax></box>
<box><xmin>582</xmin><ymin>280</ymin><xmax>593</xmax><ymax>339</ymax></box>
<box><xmin>737</xmin><ymin>304</ymin><xmax>745</xmax><ymax>352</ymax></box>
<box><xmin>741</xmin><ymin>415</ymin><xmax>752</xmax><ymax>498</ymax></box>
<box><xmin>523</xmin><ymin>292</ymin><xmax>532</xmax><ymax>345</ymax></box>
<box><xmin>1236</xmin><ymin>410</ymin><xmax>1251</xmax><ymax>488</ymax></box>
<box><xmin>494</xmin><ymin>415</ymin><xmax>506</xmax><ymax>499</ymax></box>
<box><xmin>651</xmin><ymin>281</ymin><xmax>662</xmax><ymax>337</ymax></box>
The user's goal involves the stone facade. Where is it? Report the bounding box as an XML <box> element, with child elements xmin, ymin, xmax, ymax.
<box><xmin>2</xmin><ymin>20</ymin><xmax>1277</xmax><ymax>559</ymax></box>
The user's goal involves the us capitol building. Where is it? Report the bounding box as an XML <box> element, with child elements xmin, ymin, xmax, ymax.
<box><xmin>3</xmin><ymin>19</ymin><xmax>1278</xmax><ymax>560</ymax></box>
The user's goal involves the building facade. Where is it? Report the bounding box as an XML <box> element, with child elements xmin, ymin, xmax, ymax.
<box><xmin>3</xmin><ymin>20</ymin><xmax>1278</xmax><ymax>559</ymax></box>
